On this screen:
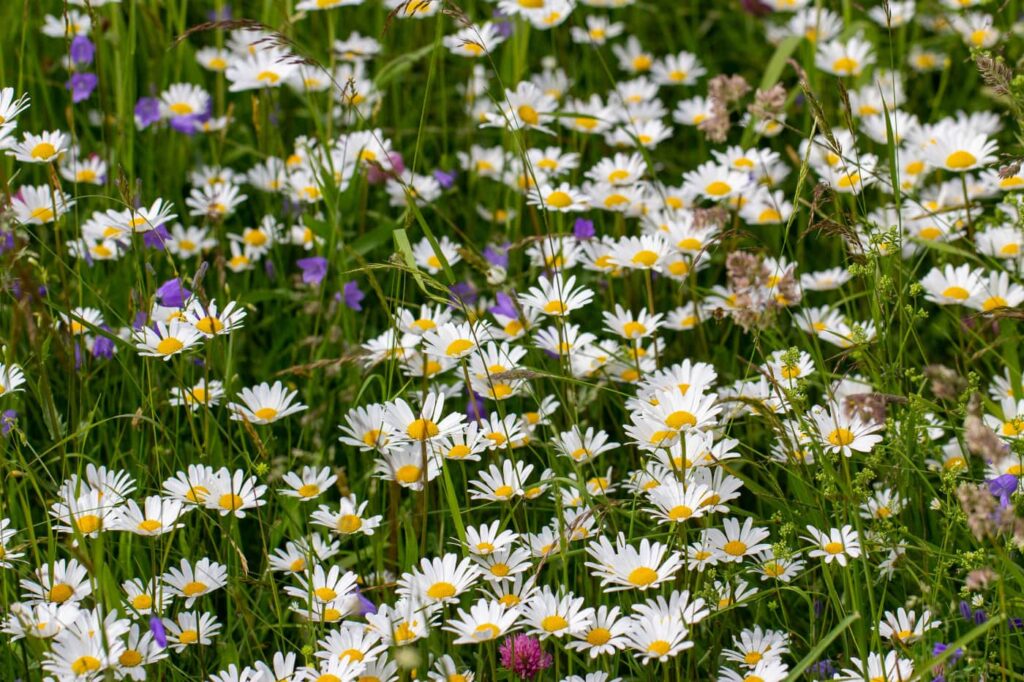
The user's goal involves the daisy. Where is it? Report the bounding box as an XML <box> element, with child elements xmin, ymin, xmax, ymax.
<box><xmin>464</xmin><ymin>521</ymin><xmax>518</xmax><ymax>556</ymax></box>
<box><xmin>284</xmin><ymin>564</ymin><xmax>358</xmax><ymax>609</ymax></box>
<box><xmin>162</xmin><ymin>558</ymin><xmax>228</xmax><ymax>607</ymax></box>
<box><xmin>184</xmin><ymin>298</ymin><xmax>247</xmax><ymax>337</ymax></box>
<box><xmin>645</xmin><ymin>480</ymin><xmax>714</xmax><ymax>524</ymax></box>
<box><xmin>518</xmin><ymin>274</ymin><xmax>594</xmax><ymax>317</ymax></box>
<box><xmin>472</xmin><ymin>547</ymin><xmax>534</xmax><ymax>582</ymax></box>
<box><xmin>833</xmin><ymin>652</ymin><xmax>913</xmax><ymax>682</ymax></box>
<box><xmin>521</xmin><ymin>587</ymin><xmax>594</xmax><ymax>639</ymax></box>
<box><xmin>625</xmin><ymin>614</ymin><xmax>693</xmax><ymax>662</ymax></box>
<box><xmin>226</xmin><ymin>48</ymin><xmax>299</xmax><ymax>92</ymax></box>
<box><xmin>20</xmin><ymin>559</ymin><xmax>92</xmax><ymax>605</ymax></box>
<box><xmin>469</xmin><ymin>460</ymin><xmax>535</xmax><ymax>502</ymax></box>
<box><xmin>706</xmin><ymin>517</ymin><xmax>772</xmax><ymax>563</ymax></box>
<box><xmin>528</xmin><ymin>181</ymin><xmax>590</xmax><ymax>212</ymax></box>
<box><xmin>111</xmin><ymin>496</ymin><xmax>187</xmax><ymax>536</ymax></box>
<box><xmin>0</xmin><ymin>363</ymin><xmax>26</xmax><ymax>397</ymax></box>
<box><xmin>169</xmin><ymin>379</ymin><xmax>225</xmax><ymax>411</ymax></box>
<box><xmin>815</xmin><ymin>36</ymin><xmax>875</xmax><ymax>77</ymax></box>
<box><xmin>384</xmin><ymin>391</ymin><xmax>465</xmax><ymax>443</ymax></box>
<box><xmin>585</xmin><ymin>534</ymin><xmax>683</xmax><ymax>591</ymax></box>
<box><xmin>422</xmin><ymin>322</ymin><xmax>491</xmax><ymax>360</ymax></box>
<box><xmin>203</xmin><ymin>467</ymin><xmax>268</xmax><ymax>518</ymax></box>
<box><xmin>484</xmin><ymin>81</ymin><xmax>558</xmax><ymax>135</ymax></box>
<box><xmin>311</xmin><ymin>494</ymin><xmax>383</xmax><ymax>536</ymax></box>
<box><xmin>411</xmin><ymin>235</ymin><xmax>462</xmax><ymax>274</ymax></box>
<box><xmin>280</xmin><ymin>466</ymin><xmax>337</xmax><ymax>500</ymax></box>
<box><xmin>805</xmin><ymin>524</ymin><xmax>861</xmax><ymax>566</ymax></box>
<box><xmin>162</xmin><ymin>465</ymin><xmax>216</xmax><ymax>506</ymax></box>
<box><xmin>7</xmin><ymin>130</ymin><xmax>68</xmax><ymax>163</ymax></box>
<box><xmin>163</xmin><ymin>611</ymin><xmax>221</xmax><ymax>653</ymax></box>
<box><xmin>227</xmin><ymin>381</ymin><xmax>307</xmax><ymax>424</ymax></box>
<box><xmin>122</xmin><ymin>578</ymin><xmax>170</xmax><ymax>616</ymax></box>
<box><xmin>811</xmin><ymin>402</ymin><xmax>884</xmax><ymax>456</ymax></box>
<box><xmin>923</xmin><ymin>130</ymin><xmax>997</xmax><ymax>172</ymax></box>
<box><xmin>338</xmin><ymin>403</ymin><xmax>391</xmax><ymax>451</ymax></box>
<box><xmin>878</xmin><ymin>607</ymin><xmax>940</xmax><ymax>644</ymax></box>
<box><xmin>12</xmin><ymin>184</ymin><xmax>75</xmax><ymax>225</ymax></box>
<box><xmin>603</xmin><ymin>305</ymin><xmax>663</xmax><ymax>341</ymax></box>
<box><xmin>445</xmin><ymin>598</ymin><xmax>520</xmax><ymax>644</ymax></box>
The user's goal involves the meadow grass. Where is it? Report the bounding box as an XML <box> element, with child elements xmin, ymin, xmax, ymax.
<box><xmin>1</xmin><ymin>1</ymin><xmax>1024</xmax><ymax>681</ymax></box>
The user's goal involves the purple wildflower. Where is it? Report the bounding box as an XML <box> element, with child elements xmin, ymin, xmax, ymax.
<box><xmin>488</xmin><ymin>291</ymin><xmax>518</xmax><ymax>319</ymax></box>
<box><xmin>66</xmin><ymin>73</ymin><xmax>98</xmax><ymax>104</ymax></box>
<box><xmin>143</xmin><ymin>224</ymin><xmax>171</xmax><ymax>250</ymax></box>
<box><xmin>466</xmin><ymin>391</ymin><xmax>488</xmax><ymax>422</ymax></box>
<box><xmin>1</xmin><ymin>410</ymin><xmax>17</xmax><ymax>437</ymax></box>
<box><xmin>342</xmin><ymin>280</ymin><xmax>365</xmax><ymax>311</ymax></box>
<box><xmin>297</xmin><ymin>256</ymin><xmax>328</xmax><ymax>286</ymax></box>
<box><xmin>499</xmin><ymin>634</ymin><xmax>552</xmax><ymax>680</ymax></box>
<box><xmin>91</xmin><ymin>326</ymin><xmax>115</xmax><ymax>360</ymax></box>
<box><xmin>988</xmin><ymin>474</ymin><xmax>1018</xmax><ymax>508</ymax></box>
<box><xmin>264</xmin><ymin>259</ymin><xmax>276</xmax><ymax>281</ymax></box>
<box><xmin>132</xmin><ymin>311</ymin><xmax>148</xmax><ymax>330</ymax></box>
<box><xmin>149</xmin><ymin>616</ymin><xmax>167</xmax><ymax>648</ymax></box>
<box><xmin>448</xmin><ymin>281</ymin><xmax>478</xmax><ymax>308</ymax></box>
<box><xmin>353</xmin><ymin>587</ymin><xmax>376</xmax><ymax>616</ymax></box>
<box><xmin>933</xmin><ymin>642</ymin><xmax>963</xmax><ymax>663</ymax></box>
<box><xmin>433</xmin><ymin>168</ymin><xmax>457</xmax><ymax>189</ymax></box>
<box><xmin>207</xmin><ymin>5</ymin><xmax>233</xmax><ymax>20</ymax></box>
<box><xmin>808</xmin><ymin>659</ymin><xmax>836</xmax><ymax>680</ymax></box>
<box><xmin>156</xmin><ymin>279</ymin><xmax>190</xmax><ymax>308</ymax></box>
<box><xmin>134</xmin><ymin>97</ymin><xmax>161</xmax><ymax>129</ymax></box>
<box><xmin>0</xmin><ymin>230</ymin><xmax>14</xmax><ymax>254</ymax></box>
<box><xmin>573</xmin><ymin>218</ymin><xmax>595</xmax><ymax>240</ymax></box>
<box><xmin>70</xmin><ymin>36</ymin><xmax>95</xmax><ymax>66</ymax></box>
<box><xmin>491</xmin><ymin>9</ymin><xmax>514</xmax><ymax>38</ymax></box>
<box><xmin>483</xmin><ymin>242</ymin><xmax>510</xmax><ymax>269</ymax></box>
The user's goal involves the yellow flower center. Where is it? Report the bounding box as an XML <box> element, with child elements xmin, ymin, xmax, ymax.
<box><xmin>723</xmin><ymin>540</ymin><xmax>748</xmax><ymax>556</ymax></box>
<box><xmin>832</xmin><ymin>56</ymin><xmax>859</xmax><ymax>74</ymax></box>
<box><xmin>337</xmin><ymin>514</ymin><xmax>362</xmax><ymax>533</ymax></box>
<box><xmin>76</xmin><ymin>514</ymin><xmax>102</xmax><ymax>534</ymax></box>
<box><xmin>627</xmin><ymin>566</ymin><xmax>659</xmax><ymax>586</ymax></box>
<box><xmin>194</xmin><ymin>316</ymin><xmax>225</xmax><ymax>334</ymax></box>
<box><xmin>49</xmin><ymin>584</ymin><xmax>74</xmax><ymax>603</ymax></box>
<box><xmin>219</xmin><ymin>493</ymin><xmax>244</xmax><ymax>511</ymax></box>
<box><xmin>71</xmin><ymin>656</ymin><xmax>102</xmax><ymax>675</ymax></box>
<box><xmin>665</xmin><ymin>410</ymin><xmax>697</xmax><ymax>429</ymax></box>
<box><xmin>546</xmin><ymin>191</ymin><xmax>572</xmax><ymax>208</ymax></box>
<box><xmin>632</xmin><ymin>250</ymin><xmax>659</xmax><ymax>267</ymax></box>
<box><xmin>541</xmin><ymin>615</ymin><xmax>568</xmax><ymax>632</ymax></box>
<box><xmin>647</xmin><ymin>640</ymin><xmax>671</xmax><ymax>656</ymax></box>
<box><xmin>407</xmin><ymin>418</ymin><xmax>439</xmax><ymax>440</ymax></box>
<box><xmin>297</xmin><ymin>483</ymin><xmax>321</xmax><ymax>498</ymax></box>
<box><xmin>156</xmin><ymin>337</ymin><xmax>184</xmax><ymax>356</ymax></box>
<box><xmin>445</xmin><ymin>339</ymin><xmax>474</xmax><ymax>356</ymax></box>
<box><xmin>827</xmin><ymin>428</ymin><xmax>855</xmax><ymax>446</ymax></box>
<box><xmin>120</xmin><ymin>650</ymin><xmax>143</xmax><ymax>667</ymax></box>
<box><xmin>395</xmin><ymin>464</ymin><xmax>422</xmax><ymax>484</ymax></box>
<box><xmin>31</xmin><ymin>142</ymin><xmax>57</xmax><ymax>160</ymax></box>
<box><xmin>945</xmin><ymin>150</ymin><xmax>977</xmax><ymax>170</ymax></box>
<box><xmin>518</xmin><ymin>105</ymin><xmax>540</xmax><ymax>126</ymax></box>
<box><xmin>426</xmin><ymin>581</ymin><xmax>456</xmax><ymax>600</ymax></box>
<box><xmin>705</xmin><ymin>181</ymin><xmax>731</xmax><ymax>197</ymax></box>
<box><xmin>941</xmin><ymin>286</ymin><xmax>970</xmax><ymax>301</ymax></box>
<box><xmin>254</xmin><ymin>407</ymin><xmax>279</xmax><ymax>421</ymax></box>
